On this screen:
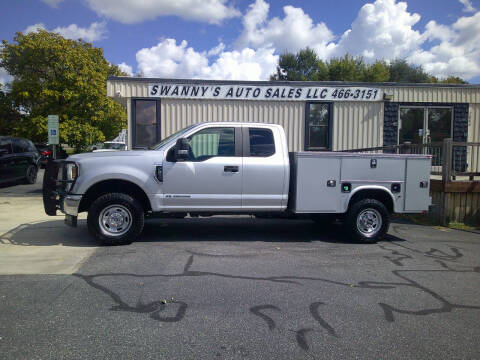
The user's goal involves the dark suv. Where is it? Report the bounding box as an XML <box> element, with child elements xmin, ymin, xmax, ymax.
<box><xmin>0</xmin><ymin>136</ymin><xmax>40</xmax><ymax>185</ymax></box>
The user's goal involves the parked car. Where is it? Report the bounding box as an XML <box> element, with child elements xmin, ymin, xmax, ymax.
<box><xmin>43</xmin><ymin>123</ymin><xmax>432</xmax><ymax>245</ymax></box>
<box><xmin>34</xmin><ymin>143</ymin><xmax>68</xmax><ymax>167</ymax></box>
<box><xmin>0</xmin><ymin>136</ymin><xmax>40</xmax><ymax>184</ymax></box>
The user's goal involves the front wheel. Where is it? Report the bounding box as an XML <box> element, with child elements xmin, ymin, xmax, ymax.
<box><xmin>24</xmin><ymin>165</ymin><xmax>38</xmax><ymax>184</ymax></box>
<box><xmin>87</xmin><ymin>193</ymin><xmax>145</xmax><ymax>245</ymax></box>
<box><xmin>345</xmin><ymin>199</ymin><xmax>389</xmax><ymax>243</ymax></box>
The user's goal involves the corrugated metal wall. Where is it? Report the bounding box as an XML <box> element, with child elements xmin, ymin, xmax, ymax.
<box><xmin>161</xmin><ymin>99</ymin><xmax>305</xmax><ymax>151</ymax></box>
<box><xmin>383</xmin><ymin>86</ymin><xmax>480</xmax><ymax>104</ymax></box>
<box><xmin>332</xmin><ymin>102</ymin><xmax>384</xmax><ymax>150</ymax></box>
<box><xmin>108</xmin><ymin>79</ymin><xmax>480</xmax><ymax>152</ymax></box>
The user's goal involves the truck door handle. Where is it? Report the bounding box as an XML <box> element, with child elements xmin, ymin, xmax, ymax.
<box><xmin>224</xmin><ymin>165</ymin><xmax>239</xmax><ymax>173</ymax></box>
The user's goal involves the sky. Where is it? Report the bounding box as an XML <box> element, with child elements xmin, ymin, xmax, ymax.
<box><xmin>1</xmin><ymin>0</ymin><xmax>480</xmax><ymax>85</ymax></box>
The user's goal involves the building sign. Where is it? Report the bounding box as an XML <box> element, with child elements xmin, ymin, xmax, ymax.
<box><xmin>48</xmin><ymin>115</ymin><xmax>59</xmax><ymax>145</ymax></box>
<box><xmin>148</xmin><ymin>83</ymin><xmax>383</xmax><ymax>101</ymax></box>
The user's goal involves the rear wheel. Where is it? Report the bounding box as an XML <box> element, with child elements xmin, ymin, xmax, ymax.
<box><xmin>345</xmin><ymin>199</ymin><xmax>389</xmax><ymax>243</ymax></box>
<box><xmin>25</xmin><ymin>165</ymin><xmax>38</xmax><ymax>184</ymax></box>
<box><xmin>87</xmin><ymin>193</ymin><xmax>144</xmax><ymax>245</ymax></box>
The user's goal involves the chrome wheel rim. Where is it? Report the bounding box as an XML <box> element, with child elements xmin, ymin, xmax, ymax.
<box><xmin>99</xmin><ymin>205</ymin><xmax>132</xmax><ymax>237</ymax></box>
<box><xmin>356</xmin><ymin>208</ymin><xmax>382</xmax><ymax>237</ymax></box>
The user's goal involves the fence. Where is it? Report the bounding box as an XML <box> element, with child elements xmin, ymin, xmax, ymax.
<box><xmin>341</xmin><ymin>139</ymin><xmax>480</xmax><ymax>225</ymax></box>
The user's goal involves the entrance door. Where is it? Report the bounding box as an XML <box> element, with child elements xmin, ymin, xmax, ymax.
<box><xmin>162</xmin><ymin>126</ymin><xmax>242</xmax><ymax>211</ymax></box>
<box><xmin>399</xmin><ymin>107</ymin><xmax>452</xmax><ymax>145</ymax></box>
<box><xmin>399</xmin><ymin>108</ymin><xmax>425</xmax><ymax>145</ymax></box>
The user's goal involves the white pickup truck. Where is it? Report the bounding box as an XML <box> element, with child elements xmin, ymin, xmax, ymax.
<box><xmin>43</xmin><ymin>122</ymin><xmax>431</xmax><ymax>245</ymax></box>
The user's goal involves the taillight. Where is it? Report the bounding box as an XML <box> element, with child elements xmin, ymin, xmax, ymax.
<box><xmin>42</xmin><ymin>150</ymin><xmax>52</xmax><ymax>156</ymax></box>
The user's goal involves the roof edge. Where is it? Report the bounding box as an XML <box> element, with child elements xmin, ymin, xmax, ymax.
<box><xmin>107</xmin><ymin>76</ymin><xmax>480</xmax><ymax>88</ymax></box>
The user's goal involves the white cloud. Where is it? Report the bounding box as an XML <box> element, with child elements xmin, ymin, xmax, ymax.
<box><xmin>85</xmin><ymin>0</ymin><xmax>240</xmax><ymax>24</ymax></box>
<box><xmin>236</xmin><ymin>0</ymin><xmax>335</xmax><ymax>59</ymax></box>
<box><xmin>118</xmin><ymin>62</ymin><xmax>133</xmax><ymax>76</ymax></box>
<box><xmin>459</xmin><ymin>0</ymin><xmax>476</xmax><ymax>12</ymax></box>
<box><xmin>41</xmin><ymin>0</ymin><xmax>64</xmax><ymax>7</ymax></box>
<box><xmin>23</xmin><ymin>22</ymin><xmax>107</xmax><ymax>42</ymax></box>
<box><xmin>136</xmin><ymin>38</ymin><xmax>277</xmax><ymax>80</ymax></box>
<box><xmin>334</xmin><ymin>0</ymin><xmax>423</xmax><ymax>60</ymax></box>
<box><xmin>407</xmin><ymin>12</ymin><xmax>480</xmax><ymax>79</ymax></box>
<box><xmin>130</xmin><ymin>0</ymin><xmax>480</xmax><ymax>81</ymax></box>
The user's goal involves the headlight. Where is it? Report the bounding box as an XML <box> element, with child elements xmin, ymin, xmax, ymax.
<box><xmin>65</xmin><ymin>163</ymin><xmax>79</xmax><ymax>192</ymax></box>
<box><xmin>66</xmin><ymin>163</ymin><xmax>79</xmax><ymax>181</ymax></box>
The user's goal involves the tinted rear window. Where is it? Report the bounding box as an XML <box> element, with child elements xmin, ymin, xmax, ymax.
<box><xmin>249</xmin><ymin>128</ymin><xmax>275</xmax><ymax>157</ymax></box>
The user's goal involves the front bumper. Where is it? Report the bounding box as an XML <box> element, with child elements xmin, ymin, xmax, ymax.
<box><xmin>62</xmin><ymin>195</ymin><xmax>82</xmax><ymax>216</ymax></box>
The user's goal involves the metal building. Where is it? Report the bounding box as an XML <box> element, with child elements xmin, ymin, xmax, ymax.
<box><xmin>107</xmin><ymin>77</ymin><xmax>480</xmax><ymax>153</ymax></box>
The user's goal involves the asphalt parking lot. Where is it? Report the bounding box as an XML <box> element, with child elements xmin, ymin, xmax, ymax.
<box><xmin>1</xmin><ymin>171</ymin><xmax>480</xmax><ymax>359</ymax></box>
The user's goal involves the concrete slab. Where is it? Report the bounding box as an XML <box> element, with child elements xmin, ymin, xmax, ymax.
<box><xmin>0</xmin><ymin>170</ymin><xmax>97</xmax><ymax>275</ymax></box>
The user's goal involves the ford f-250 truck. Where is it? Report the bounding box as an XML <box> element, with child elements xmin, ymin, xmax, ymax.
<box><xmin>43</xmin><ymin>122</ymin><xmax>432</xmax><ymax>245</ymax></box>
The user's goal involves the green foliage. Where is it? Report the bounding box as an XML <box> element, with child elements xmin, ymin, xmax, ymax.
<box><xmin>327</xmin><ymin>54</ymin><xmax>366</xmax><ymax>81</ymax></box>
<box><xmin>387</xmin><ymin>59</ymin><xmax>430</xmax><ymax>83</ymax></box>
<box><xmin>438</xmin><ymin>76</ymin><xmax>468</xmax><ymax>84</ymax></box>
<box><xmin>363</xmin><ymin>60</ymin><xmax>390</xmax><ymax>83</ymax></box>
<box><xmin>271</xmin><ymin>48</ymin><xmax>328</xmax><ymax>81</ymax></box>
<box><xmin>0</xmin><ymin>30</ymin><xmax>127</xmax><ymax>150</ymax></box>
<box><xmin>272</xmin><ymin>49</ymin><xmax>468</xmax><ymax>84</ymax></box>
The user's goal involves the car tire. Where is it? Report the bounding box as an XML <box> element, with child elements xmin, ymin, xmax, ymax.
<box><xmin>87</xmin><ymin>193</ymin><xmax>144</xmax><ymax>246</ymax></box>
<box><xmin>24</xmin><ymin>165</ymin><xmax>38</xmax><ymax>184</ymax></box>
<box><xmin>345</xmin><ymin>199</ymin><xmax>389</xmax><ymax>243</ymax></box>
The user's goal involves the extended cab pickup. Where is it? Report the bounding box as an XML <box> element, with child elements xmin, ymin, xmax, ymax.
<box><xmin>43</xmin><ymin>123</ymin><xmax>432</xmax><ymax>245</ymax></box>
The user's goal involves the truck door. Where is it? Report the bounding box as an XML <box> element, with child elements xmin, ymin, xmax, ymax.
<box><xmin>162</xmin><ymin>126</ymin><xmax>243</xmax><ymax>211</ymax></box>
<box><xmin>241</xmin><ymin>127</ymin><xmax>286</xmax><ymax>210</ymax></box>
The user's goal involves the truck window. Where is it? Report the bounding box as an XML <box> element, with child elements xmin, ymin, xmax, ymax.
<box><xmin>249</xmin><ymin>128</ymin><xmax>275</xmax><ymax>157</ymax></box>
<box><xmin>187</xmin><ymin>127</ymin><xmax>235</xmax><ymax>161</ymax></box>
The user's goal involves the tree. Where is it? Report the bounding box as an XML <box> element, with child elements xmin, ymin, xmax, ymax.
<box><xmin>0</xmin><ymin>30</ymin><xmax>127</xmax><ymax>150</ymax></box>
<box><xmin>327</xmin><ymin>54</ymin><xmax>366</xmax><ymax>82</ymax></box>
<box><xmin>387</xmin><ymin>59</ymin><xmax>431</xmax><ymax>83</ymax></box>
<box><xmin>363</xmin><ymin>60</ymin><xmax>390</xmax><ymax>82</ymax></box>
<box><xmin>271</xmin><ymin>48</ymin><xmax>328</xmax><ymax>81</ymax></box>
<box><xmin>0</xmin><ymin>86</ymin><xmax>20</xmax><ymax>135</ymax></box>
<box><xmin>271</xmin><ymin>49</ymin><xmax>468</xmax><ymax>84</ymax></box>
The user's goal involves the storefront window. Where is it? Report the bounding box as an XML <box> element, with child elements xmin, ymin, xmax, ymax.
<box><xmin>305</xmin><ymin>103</ymin><xmax>331</xmax><ymax>150</ymax></box>
<box><xmin>399</xmin><ymin>106</ymin><xmax>452</xmax><ymax>145</ymax></box>
<box><xmin>134</xmin><ymin>100</ymin><xmax>158</xmax><ymax>148</ymax></box>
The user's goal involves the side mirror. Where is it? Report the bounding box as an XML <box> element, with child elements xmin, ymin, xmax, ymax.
<box><xmin>174</xmin><ymin>138</ymin><xmax>189</xmax><ymax>161</ymax></box>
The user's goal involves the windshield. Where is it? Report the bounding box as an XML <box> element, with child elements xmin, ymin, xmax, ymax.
<box><xmin>104</xmin><ymin>143</ymin><xmax>126</xmax><ymax>150</ymax></box>
<box><xmin>149</xmin><ymin>124</ymin><xmax>197</xmax><ymax>150</ymax></box>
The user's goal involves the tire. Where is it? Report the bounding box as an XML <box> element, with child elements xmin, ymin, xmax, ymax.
<box><xmin>87</xmin><ymin>193</ymin><xmax>144</xmax><ymax>246</ymax></box>
<box><xmin>25</xmin><ymin>165</ymin><xmax>38</xmax><ymax>184</ymax></box>
<box><xmin>345</xmin><ymin>199</ymin><xmax>389</xmax><ymax>243</ymax></box>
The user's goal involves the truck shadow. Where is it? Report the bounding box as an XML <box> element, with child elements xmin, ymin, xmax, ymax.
<box><xmin>0</xmin><ymin>217</ymin><xmax>405</xmax><ymax>247</ymax></box>
<box><xmin>0</xmin><ymin>219</ymin><xmax>97</xmax><ymax>247</ymax></box>
<box><xmin>141</xmin><ymin>217</ymin><xmax>406</xmax><ymax>244</ymax></box>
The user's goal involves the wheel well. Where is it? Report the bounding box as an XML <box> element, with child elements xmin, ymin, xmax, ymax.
<box><xmin>348</xmin><ymin>189</ymin><xmax>394</xmax><ymax>213</ymax></box>
<box><xmin>78</xmin><ymin>179</ymin><xmax>152</xmax><ymax>213</ymax></box>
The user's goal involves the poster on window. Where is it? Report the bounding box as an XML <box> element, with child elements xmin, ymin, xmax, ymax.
<box><xmin>148</xmin><ymin>83</ymin><xmax>383</xmax><ymax>102</ymax></box>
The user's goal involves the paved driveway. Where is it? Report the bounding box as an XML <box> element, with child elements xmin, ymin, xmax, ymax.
<box><xmin>1</xmin><ymin>175</ymin><xmax>479</xmax><ymax>359</ymax></box>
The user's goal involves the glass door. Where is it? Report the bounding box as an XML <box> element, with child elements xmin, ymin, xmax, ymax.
<box><xmin>399</xmin><ymin>108</ymin><xmax>425</xmax><ymax>145</ymax></box>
